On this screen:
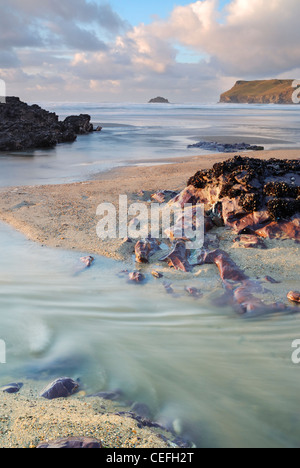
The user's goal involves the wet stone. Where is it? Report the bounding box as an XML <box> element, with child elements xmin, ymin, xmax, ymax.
<box><xmin>40</xmin><ymin>377</ymin><xmax>79</xmax><ymax>400</ymax></box>
<box><xmin>37</xmin><ymin>437</ymin><xmax>102</xmax><ymax>449</ymax></box>
<box><xmin>287</xmin><ymin>291</ymin><xmax>300</xmax><ymax>304</ymax></box>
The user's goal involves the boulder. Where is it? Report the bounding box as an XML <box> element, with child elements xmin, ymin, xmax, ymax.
<box><xmin>62</xmin><ymin>114</ymin><xmax>94</xmax><ymax>134</ymax></box>
<box><xmin>0</xmin><ymin>97</ymin><xmax>94</xmax><ymax>151</ymax></box>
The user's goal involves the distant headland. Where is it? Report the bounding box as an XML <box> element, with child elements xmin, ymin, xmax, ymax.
<box><xmin>0</xmin><ymin>97</ymin><xmax>96</xmax><ymax>151</ymax></box>
<box><xmin>220</xmin><ymin>79</ymin><xmax>300</xmax><ymax>104</ymax></box>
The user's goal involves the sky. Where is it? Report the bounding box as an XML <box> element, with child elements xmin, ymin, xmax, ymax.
<box><xmin>1</xmin><ymin>0</ymin><xmax>300</xmax><ymax>103</ymax></box>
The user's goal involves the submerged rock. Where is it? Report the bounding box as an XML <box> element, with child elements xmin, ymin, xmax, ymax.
<box><xmin>40</xmin><ymin>377</ymin><xmax>79</xmax><ymax>400</ymax></box>
<box><xmin>148</xmin><ymin>97</ymin><xmax>169</xmax><ymax>104</ymax></box>
<box><xmin>128</xmin><ymin>271</ymin><xmax>146</xmax><ymax>283</ymax></box>
<box><xmin>80</xmin><ymin>256</ymin><xmax>95</xmax><ymax>267</ymax></box>
<box><xmin>88</xmin><ymin>389</ymin><xmax>123</xmax><ymax>401</ymax></box>
<box><xmin>37</xmin><ymin>437</ymin><xmax>102</xmax><ymax>449</ymax></box>
<box><xmin>185</xmin><ymin>287</ymin><xmax>203</xmax><ymax>299</ymax></box>
<box><xmin>131</xmin><ymin>402</ymin><xmax>152</xmax><ymax>419</ymax></box>
<box><xmin>63</xmin><ymin>115</ymin><xmax>94</xmax><ymax>135</ymax></box>
<box><xmin>197</xmin><ymin>249</ymin><xmax>289</xmax><ymax>315</ymax></box>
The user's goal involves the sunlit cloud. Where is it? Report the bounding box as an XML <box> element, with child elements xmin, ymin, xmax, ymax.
<box><xmin>0</xmin><ymin>0</ymin><xmax>299</xmax><ymax>102</ymax></box>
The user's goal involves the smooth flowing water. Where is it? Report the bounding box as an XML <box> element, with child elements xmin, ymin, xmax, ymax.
<box><xmin>0</xmin><ymin>103</ymin><xmax>300</xmax><ymax>448</ymax></box>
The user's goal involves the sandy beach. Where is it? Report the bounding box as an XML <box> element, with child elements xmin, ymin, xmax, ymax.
<box><xmin>0</xmin><ymin>149</ymin><xmax>299</xmax><ymax>261</ymax></box>
<box><xmin>0</xmin><ymin>379</ymin><xmax>174</xmax><ymax>449</ymax></box>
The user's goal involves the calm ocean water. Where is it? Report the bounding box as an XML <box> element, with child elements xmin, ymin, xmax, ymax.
<box><xmin>0</xmin><ymin>103</ymin><xmax>300</xmax><ymax>447</ymax></box>
<box><xmin>0</xmin><ymin>102</ymin><xmax>300</xmax><ymax>187</ymax></box>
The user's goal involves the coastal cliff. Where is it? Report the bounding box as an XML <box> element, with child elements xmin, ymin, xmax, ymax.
<box><xmin>220</xmin><ymin>79</ymin><xmax>299</xmax><ymax>104</ymax></box>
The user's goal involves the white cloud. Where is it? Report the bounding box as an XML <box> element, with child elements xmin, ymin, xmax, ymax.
<box><xmin>1</xmin><ymin>0</ymin><xmax>300</xmax><ymax>102</ymax></box>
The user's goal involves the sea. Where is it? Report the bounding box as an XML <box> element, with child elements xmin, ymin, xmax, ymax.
<box><xmin>0</xmin><ymin>102</ymin><xmax>300</xmax><ymax>448</ymax></box>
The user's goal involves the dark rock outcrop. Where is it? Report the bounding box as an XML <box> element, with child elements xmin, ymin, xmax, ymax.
<box><xmin>148</xmin><ymin>97</ymin><xmax>170</xmax><ymax>104</ymax></box>
<box><xmin>197</xmin><ymin>249</ymin><xmax>288</xmax><ymax>315</ymax></box>
<box><xmin>220</xmin><ymin>79</ymin><xmax>299</xmax><ymax>104</ymax></box>
<box><xmin>187</xmin><ymin>141</ymin><xmax>264</xmax><ymax>153</ymax></box>
<box><xmin>128</xmin><ymin>271</ymin><xmax>146</xmax><ymax>283</ymax></box>
<box><xmin>0</xmin><ymin>97</ymin><xmax>94</xmax><ymax>151</ymax></box>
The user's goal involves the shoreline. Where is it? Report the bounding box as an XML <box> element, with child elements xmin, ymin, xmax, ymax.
<box><xmin>0</xmin><ymin>149</ymin><xmax>299</xmax><ymax>448</ymax></box>
<box><xmin>0</xmin><ymin>149</ymin><xmax>299</xmax><ymax>261</ymax></box>
<box><xmin>0</xmin><ymin>378</ymin><xmax>175</xmax><ymax>449</ymax></box>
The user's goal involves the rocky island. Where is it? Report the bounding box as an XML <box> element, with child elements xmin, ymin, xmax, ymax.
<box><xmin>220</xmin><ymin>79</ymin><xmax>300</xmax><ymax>104</ymax></box>
<box><xmin>148</xmin><ymin>97</ymin><xmax>170</xmax><ymax>104</ymax></box>
<box><xmin>0</xmin><ymin>97</ymin><xmax>94</xmax><ymax>151</ymax></box>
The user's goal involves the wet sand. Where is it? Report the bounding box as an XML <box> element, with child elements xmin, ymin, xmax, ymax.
<box><xmin>0</xmin><ymin>149</ymin><xmax>299</xmax><ymax>261</ymax></box>
<box><xmin>0</xmin><ymin>379</ymin><xmax>173</xmax><ymax>449</ymax></box>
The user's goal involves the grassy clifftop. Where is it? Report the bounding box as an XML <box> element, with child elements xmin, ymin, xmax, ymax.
<box><xmin>220</xmin><ymin>79</ymin><xmax>299</xmax><ymax>104</ymax></box>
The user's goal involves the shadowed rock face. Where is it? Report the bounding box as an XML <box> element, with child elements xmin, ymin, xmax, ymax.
<box><xmin>148</xmin><ymin>97</ymin><xmax>169</xmax><ymax>103</ymax></box>
<box><xmin>220</xmin><ymin>79</ymin><xmax>298</xmax><ymax>104</ymax></box>
<box><xmin>187</xmin><ymin>141</ymin><xmax>264</xmax><ymax>153</ymax></box>
<box><xmin>186</xmin><ymin>156</ymin><xmax>300</xmax><ymax>240</ymax></box>
<box><xmin>0</xmin><ymin>97</ymin><xmax>94</xmax><ymax>151</ymax></box>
